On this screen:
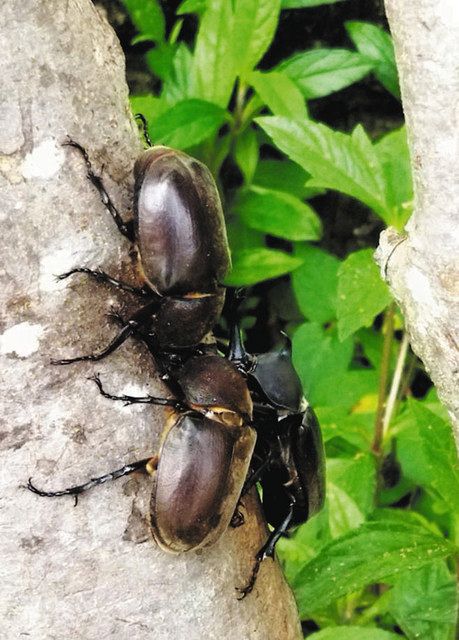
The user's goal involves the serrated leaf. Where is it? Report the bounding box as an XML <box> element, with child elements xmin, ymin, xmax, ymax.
<box><xmin>389</xmin><ymin>562</ymin><xmax>457</xmax><ymax>640</ymax></box>
<box><xmin>397</xmin><ymin>400</ymin><xmax>459</xmax><ymax>513</ymax></box>
<box><xmin>233</xmin><ymin>0</ymin><xmax>281</xmax><ymax>76</ymax></box>
<box><xmin>257</xmin><ymin>116</ymin><xmax>388</xmax><ymax>219</ymax></box>
<box><xmin>152</xmin><ymin>99</ymin><xmax>227</xmax><ymax>149</ymax></box>
<box><xmin>253</xmin><ymin>160</ymin><xmax>320</xmax><ymax>199</ymax></box>
<box><xmin>122</xmin><ymin>0</ymin><xmax>165</xmax><ymax>43</ymax></box>
<box><xmin>292</xmin><ymin>519</ymin><xmax>455</xmax><ymax>616</ymax></box>
<box><xmin>291</xmin><ymin>245</ymin><xmax>339</xmax><ymax>323</ymax></box>
<box><xmin>279</xmin><ymin>48</ymin><xmax>372</xmax><ymax>99</ymax></box>
<box><xmin>249</xmin><ymin>70</ymin><xmax>307</xmax><ymax>118</ymax></box>
<box><xmin>337</xmin><ymin>249</ymin><xmax>392</xmax><ymax>340</ymax></box>
<box><xmin>234</xmin><ymin>127</ymin><xmax>259</xmax><ymax>184</ymax></box>
<box><xmin>225</xmin><ymin>248</ymin><xmax>303</xmax><ymax>286</ymax></box>
<box><xmin>346</xmin><ymin>21</ymin><xmax>400</xmax><ymax>99</ymax></box>
<box><xmin>375</xmin><ymin>126</ymin><xmax>413</xmax><ymax>229</ymax></box>
<box><xmin>233</xmin><ymin>186</ymin><xmax>321</xmax><ymax>241</ymax></box>
<box><xmin>193</xmin><ymin>0</ymin><xmax>280</xmax><ymax>107</ymax></box>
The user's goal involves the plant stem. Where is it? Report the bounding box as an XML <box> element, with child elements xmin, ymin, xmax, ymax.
<box><xmin>382</xmin><ymin>331</ymin><xmax>410</xmax><ymax>439</ymax></box>
<box><xmin>372</xmin><ymin>303</ymin><xmax>396</xmax><ymax>457</ymax></box>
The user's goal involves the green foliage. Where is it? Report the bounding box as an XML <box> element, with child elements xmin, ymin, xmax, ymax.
<box><xmin>308</xmin><ymin>629</ymin><xmax>401</xmax><ymax>640</ymax></box>
<box><xmin>152</xmin><ymin>99</ymin><xmax>228</xmax><ymax>149</ymax></box>
<box><xmin>346</xmin><ymin>21</ymin><xmax>400</xmax><ymax>99</ymax></box>
<box><xmin>389</xmin><ymin>562</ymin><xmax>458</xmax><ymax>640</ymax></box>
<box><xmin>257</xmin><ymin>117</ymin><xmax>389</xmax><ymax>220</ymax></box>
<box><xmin>337</xmin><ymin>249</ymin><xmax>392</xmax><ymax>340</ymax></box>
<box><xmin>278</xmin><ymin>49</ymin><xmax>372</xmax><ymax>99</ymax></box>
<box><xmin>124</xmin><ymin>3</ymin><xmax>457</xmax><ymax>637</ymax></box>
<box><xmin>232</xmin><ymin>186</ymin><xmax>321</xmax><ymax>241</ymax></box>
<box><xmin>291</xmin><ymin>518</ymin><xmax>455</xmax><ymax>616</ymax></box>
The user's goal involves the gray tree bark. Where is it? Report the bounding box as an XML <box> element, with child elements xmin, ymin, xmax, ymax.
<box><xmin>376</xmin><ymin>0</ymin><xmax>459</xmax><ymax>449</ymax></box>
<box><xmin>0</xmin><ymin>2</ymin><xmax>302</xmax><ymax>638</ymax></box>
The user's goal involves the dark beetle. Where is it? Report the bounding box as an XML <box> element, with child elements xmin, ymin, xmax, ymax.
<box><xmin>227</xmin><ymin>317</ymin><xmax>326</xmax><ymax>598</ymax></box>
<box><xmin>53</xmin><ymin>139</ymin><xmax>231</xmax><ymax>365</ymax></box>
<box><xmin>28</xmin><ymin>351</ymin><xmax>256</xmax><ymax>553</ymax></box>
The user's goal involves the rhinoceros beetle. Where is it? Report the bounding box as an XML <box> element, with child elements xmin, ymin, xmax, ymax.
<box><xmin>226</xmin><ymin>311</ymin><xmax>326</xmax><ymax>598</ymax></box>
<box><xmin>28</xmin><ymin>350</ymin><xmax>256</xmax><ymax>553</ymax></box>
<box><xmin>52</xmin><ymin>134</ymin><xmax>231</xmax><ymax>366</ymax></box>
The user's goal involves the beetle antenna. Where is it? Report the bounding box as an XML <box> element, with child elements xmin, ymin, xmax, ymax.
<box><xmin>135</xmin><ymin>113</ymin><xmax>152</xmax><ymax>148</ymax></box>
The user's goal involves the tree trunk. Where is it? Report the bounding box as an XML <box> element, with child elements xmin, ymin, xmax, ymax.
<box><xmin>0</xmin><ymin>2</ymin><xmax>302</xmax><ymax>638</ymax></box>
<box><xmin>376</xmin><ymin>0</ymin><xmax>459</xmax><ymax>450</ymax></box>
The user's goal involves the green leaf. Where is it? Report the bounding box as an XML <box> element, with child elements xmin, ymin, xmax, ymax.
<box><xmin>225</xmin><ymin>248</ymin><xmax>303</xmax><ymax>286</ymax></box>
<box><xmin>327</xmin><ymin>483</ymin><xmax>365</xmax><ymax>538</ymax></box>
<box><xmin>122</xmin><ymin>0</ymin><xmax>165</xmax><ymax>43</ymax></box>
<box><xmin>257</xmin><ymin>117</ymin><xmax>388</xmax><ymax>219</ymax></box>
<box><xmin>233</xmin><ymin>187</ymin><xmax>321</xmax><ymax>241</ymax></box>
<box><xmin>161</xmin><ymin>43</ymin><xmax>195</xmax><ymax>105</ymax></box>
<box><xmin>192</xmin><ymin>0</ymin><xmax>239</xmax><ymax>107</ymax></box>
<box><xmin>292</xmin><ymin>322</ymin><xmax>353</xmax><ymax>404</ymax></box>
<box><xmin>282</xmin><ymin>0</ymin><xmax>346</xmax><ymax>7</ymax></box>
<box><xmin>389</xmin><ymin>562</ymin><xmax>458</xmax><ymax>640</ymax></box>
<box><xmin>193</xmin><ymin>0</ymin><xmax>280</xmax><ymax>107</ymax></box>
<box><xmin>253</xmin><ymin>160</ymin><xmax>320</xmax><ymax>199</ymax></box>
<box><xmin>308</xmin><ymin>627</ymin><xmax>400</xmax><ymax>640</ymax></box>
<box><xmin>234</xmin><ymin>127</ymin><xmax>259</xmax><ymax>184</ymax></box>
<box><xmin>233</xmin><ymin>0</ymin><xmax>281</xmax><ymax>77</ymax></box>
<box><xmin>279</xmin><ymin>49</ymin><xmax>372</xmax><ymax>99</ymax></box>
<box><xmin>177</xmin><ymin>0</ymin><xmax>206</xmax><ymax>15</ymax></box>
<box><xmin>145</xmin><ymin>43</ymin><xmax>177</xmax><ymax>81</ymax></box>
<box><xmin>337</xmin><ymin>249</ymin><xmax>392</xmax><ymax>340</ymax></box>
<box><xmin>226</xmin><ymin>217</ymin><xmax>265</xmax><ymax>254</ymax></box>
<box><xmin>375</xmin><ymin>126</ymin><xmax>413</xmax><ymax>229</ymax></box>
<box><xmin>317</xmin><ymin>369</ymin><xmax>379</xmax><ymax>411</ymax></box>
<box><xmin>130</xmin><ymin>94</ymin><xmax>168</xmax><ymax>124</ymax></box>
<box><xmin>327</xmin><ymin>455</ymin><xmax>376</xmax><ymax>516</ymax></box>
<box><xmin>291</xmin><ymin>245</ymin><xmax>339</xmax><ymax>323</ymax></box>
<box><xmin>249</xmin><ymin>70</ymin><xmax>307</xmax><ymax>118</ymax></box>
<box><xmin>292</xmin><ymin>519</ymin><xmax>456</xmax><ymax>616</ymax></box>
<box><xmin>397</xmin><ymin>400</ymin><xmax>459</xmax><ymax>513</ymax></box>
<box><xmin>317</xmin><ymin>408</ymin><xmax>375</xmax><ymax>450</ymax></box>
<box><xmin>152</xmin><ymin>99</ymin><xmax>227</xmax><ymax>149</ymax></box>
<box><xmin>346</xmin><ymin>21</ymin><xmax>400</xmax><ymax>99</ymax></box>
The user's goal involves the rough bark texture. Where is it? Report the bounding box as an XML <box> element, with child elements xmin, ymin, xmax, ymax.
<box><xmin>0</xmin><ymin>2</ymin><xmax>302</xmax><ymax>638</ymax></box>
<box><xmin>376</xmin><ymin>0</ymin><xmax>459</xmax><ymax>449</ymax></box>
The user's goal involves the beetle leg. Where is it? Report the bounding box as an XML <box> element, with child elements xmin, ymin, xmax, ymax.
<box><xmin>241</xmin><ymin>452</ymin><xmax>273</xmax><ymax>496</ymax></box>
<box><xmin>90</xmin><ymin>373</ymin><xmax>184</xmax><ymax>410</ymax></box>
<box><xmin>64</xmin><ymin>139</ymin><xmax>134</xmax><ymax>241</ymax></box>
<box><xmin>236</xmin><ymin>496</ymin><xmax>295</xmax><ymax>600</ymax></box>
<box><xmin>51</xmin><ymin>298</ymin><xmax>161</xmax><ymax>365</ymax></box>
<box><xmin>57</xmin><ymin>267</ymin><xmax>150</xmax><ymax>297</ymax></box>
<box><xmin>135</xmin><ymin>113</ymin><xmax>152</xmax><ymax>147</ymax></box>
<box><xmin>26</xmin><ymin>456</ymin><xmax>155</xmax><ymax>506</ymax></box>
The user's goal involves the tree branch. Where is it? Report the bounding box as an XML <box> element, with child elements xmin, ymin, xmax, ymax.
<box><xmin>0</xmin><ymin>1</ymin><xmax>302</xmax><ymax>637</ymax></box>
<box><xmin>376</xmin><ymin>0</ymin><xmax>459</xmax><ymax>450</ymax></box>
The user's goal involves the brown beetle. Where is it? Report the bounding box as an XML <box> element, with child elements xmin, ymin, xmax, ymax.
<box><xmin>28</xmin><ymin>352</ymin><xmax>256</xmax><ymax>553</ymax></box>
<box><xmin>52</xmin><ymin>139</ymin><xmax>231</xmax><ymax>365</ymax></box>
